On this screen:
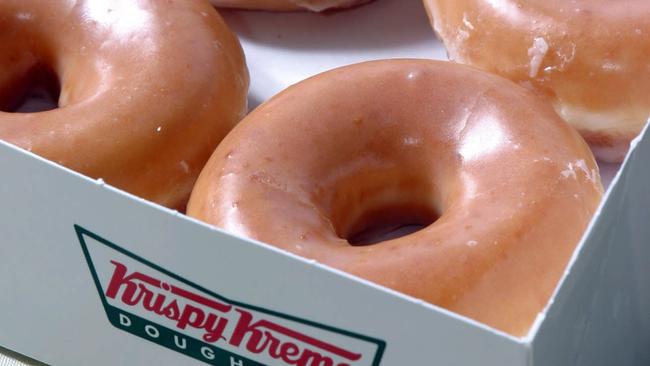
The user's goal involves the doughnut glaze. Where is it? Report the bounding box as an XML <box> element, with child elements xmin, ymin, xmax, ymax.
<box><xmin>423</xmin><ymin>0</ymin><xmax>650</xmax><ymax>162</ymax></box>
<box><xmin>209</xmin><ymin>0</ymin><xmax>371</xmax><ymax>12</ymax></box>
<box><xmin>188</xmin><ymin>60</ymin><xmax>603</xmax><ymax>336</ymax></box>
<box><xmin>0</xmin><ymin>0</ymin><xmax>248</xmax><ymax>208</ymax></box>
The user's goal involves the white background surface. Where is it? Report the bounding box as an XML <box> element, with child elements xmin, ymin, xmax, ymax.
<box><xmin>221</xmin><ymin>0</ymin><xmax>447</xmax><ymax>109</ymax></box>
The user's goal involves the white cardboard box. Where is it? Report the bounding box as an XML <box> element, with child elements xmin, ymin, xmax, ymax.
<box><xmin>1</xmin><ymin>1</ymin><xmax>649</xmax><ymax>365</ymax></box>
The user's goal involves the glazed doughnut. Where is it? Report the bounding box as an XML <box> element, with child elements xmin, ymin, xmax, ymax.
<box><xmin>188</xmin><ymin>59</ymin><xmax>603</xmax><ymax>336</ymax></box>
<box><xmin>209</xmin><ymin>0</ymin><xmax>372</xmax><ymax>12</ymax></box>
<box><xmin>423</xmin><ymin>0</ymin><xmax>650</xmax><ymax>162</ymax></box>
<box><xmin>0</xmin><ymin>0</ymin><xmax>248</xmax><ymax>208</ymax></box>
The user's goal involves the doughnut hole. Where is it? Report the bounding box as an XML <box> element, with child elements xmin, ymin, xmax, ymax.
<box><xmin>0</xmin><ymin>64</ymin><xmax>60</xmax><ymax>113</ymax></box>
<box><xmin>346</xmin><ymin>203</ymin><xmax>438</xmax><ymax>246</ymax></box>
<box><xmin>328</xmin><ymin>169</ymin><xmax>443</xmax><ymax>246</ymax></box>
<box><xmin>0</xmin><ymin>14</ymin><xmax>102</xmax><ymax>114</ymax></box>
<box><xmin>0</xmin><ymin>15</ymin><xmax>59</xmax><ymax>113</ymax></box>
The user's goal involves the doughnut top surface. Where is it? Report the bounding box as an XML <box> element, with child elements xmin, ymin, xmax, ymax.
<box><xmin>0</xmin><ymin>0</ymin><xmax>249</xmax><ymax>208</ymax></box>
<box><xmin>424</xmin><ymin>0</ymin><xmax>650</xmax><ymax>161</ymax></box>
<box><xmin>188</xmin><ymin>60</ymin><xmax>603</xmax><ymax>336</ymax></box>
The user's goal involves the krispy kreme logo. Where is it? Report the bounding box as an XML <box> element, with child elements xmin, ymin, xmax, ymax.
<box><xmin>76</xmin><ymin>225</ymin><xmax>385</xmax><ymax>366</ymax></box>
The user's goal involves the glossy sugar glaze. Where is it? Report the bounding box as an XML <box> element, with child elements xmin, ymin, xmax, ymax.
<box><xmin>424</xmin><ymin>0</ymin><xmax>650</xmax><ymax>162</ymax></box>
<box><xmin>0</xmin><ymin>0</ymin><xmax>249</xmax><ymax>208</ymax></box>
<box><xmin>188</xmin><ymin>60</ymin><xmax>603</xmax><ymax>336</ymax></box>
